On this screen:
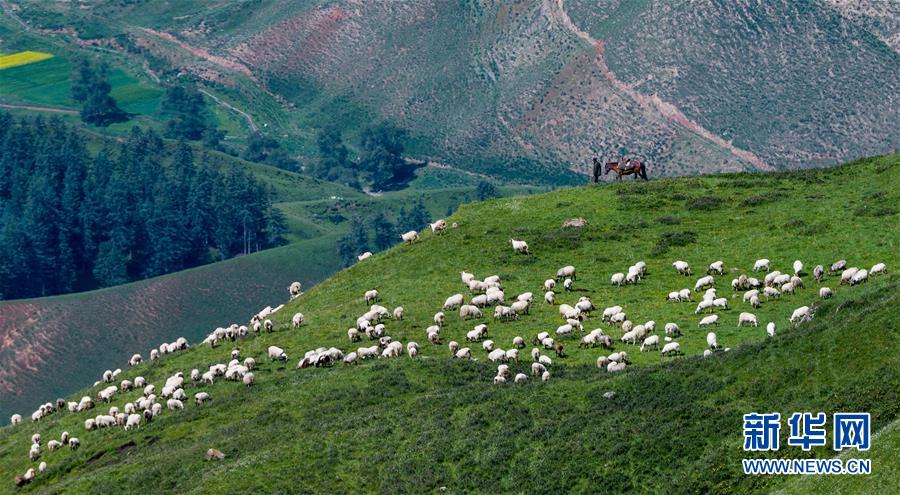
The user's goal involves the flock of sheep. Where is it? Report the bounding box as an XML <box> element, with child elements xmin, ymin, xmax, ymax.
<box><xmin>5</xmin><ymin>220</ymin><xmax>888</xmax><ymax>487</ymax></box>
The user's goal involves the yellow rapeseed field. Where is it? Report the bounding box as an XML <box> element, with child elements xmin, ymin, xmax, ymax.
<box><xmin>0</xmin><ymin>51</ymin><xmax>54</xmax><ymax>70</ymax></box>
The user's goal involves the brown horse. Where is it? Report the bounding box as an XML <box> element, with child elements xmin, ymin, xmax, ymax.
<box><xmin>592</xmin><ymin>158</ymin><xmax>648</xmax><ymax>182</ymax></box>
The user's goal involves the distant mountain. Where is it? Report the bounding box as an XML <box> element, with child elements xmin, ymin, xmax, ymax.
<box><xmin>8</xmin><ymin>0</ymin><xmax>897</xmax><ymax>181</ymax></box>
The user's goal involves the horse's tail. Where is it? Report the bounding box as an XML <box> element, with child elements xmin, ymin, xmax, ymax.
<box><xmin>640</xmin><ymin>164</ymin><xmax>648</xmax><ymax>180</ymax></box>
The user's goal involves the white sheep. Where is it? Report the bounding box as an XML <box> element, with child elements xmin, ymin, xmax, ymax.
<box><xmin>267</xmin><ymin>346</ymin><xmax>288</xmax><ymax>361</ymax></box>
<box><xmin>68</xmin><ymin>438</ymin><xmax>80</xmax><ymax>450</ymax></box>
<box><xmin>441</xmin><ymin>295</ymin><xmax>462</xmax><ymax>312</ymax></box>
<box><xmin>792</xmin><ymin>259</ymin><xmax>803</xmax><ymax>275</ymax></box>
<box><xmin>505</xmin><ymin>349</ymin><xmax>519</xmax><ymax>362</ymax></box>
<box><xmin>753</xmin><ymin>259</ymin><xmax>770</xmax><ymax>272</ymax></box>
<box><xmin>610</xmin><ymin>273</ymin><xmax>625</xmax><ymax>286</ymax></box>
<box><xmin>543</xmin><ymin>279</ymin><xmax>556</xmax><ymax>291</ymax></box>
<box><xmin>738</xmin><ymin>312</ymin><xmax>758</xmax><ymax>327</ymax></box>
<box><xmin>541</xmin><ymin>371</ymin><xmax>550</xmax><ymax>382</ymax></box>
<box><xmin>706</xmin><ymin>332</ymin><xmax>719</xmax><ymax>350</ymax></box>
<box><xmin>840</xmin><ymin>267</ymin><xmax>859</xmax><ymax>284</ymax></box>
<box><xmin>763</xmin><ymin>286</ymin><xmax>780</xmax><ymax>299</ymax></box>
<box><xmin>166</xmin><ymin>399</ymin><xmax>184</xmax><ymax>411</ymax></box>
<box><xmin>609</xmin><ymin>312</ymin><xmax>626</xmax><ymax>325</ymax></box>
<box><xmin>790</xmin><ymin>306</ymin><xmax>811</xmax><ymax>323</ymax></box>
<box><xmin>694</xmin><ymin>275</ymin><xmax>714</xmax><ymax>292</ymax></box>
<box><xmin>750</xmin><ymin>296</ymin><xmax>761</xmax><ymax>309</ymax></box>
<box><xmin>695</xmin><ymin>299</ymin><xmax>714</xmax><ymax>314</ymax></box>
<box><xmin>556</xmin><ymin>265</ymin><xmax>576</xmax><ymax>280</ymax></box>
<box><xmin>455</xmin><ymin>348</ymin><xmax>472</xmax><ymax>359</ymax></box>
<box><xmin>850</xmin><ymin>269</ymin><xmax>868</xmax><ymax>286</ymax></box>
<box><xmin>563</xmin><ymin>278</ymin><xmax>574</xmax><ymax>291</ymax></box>
<box><xmin>640</xmin><ymin>335</ymin><xmax>660</xmax><ymax>352</ymax></box>
<box><xmin>430</xmin><ymin>219</ymin><xmax>447</xmax><ymax>235</ymax></box>
<box><xmin>493</xmin><ymin>375</ymin><xmax>507</xmax><ymax>384</ymax></box>
<box><xmin>290</xmin><ymin>313</ymin><xmax>304</xmax><ymax>329</ymax></box>
<box><xmin>712</xmin><ymin>298</ymin><xmax>728</xmax><ymax>310</ymax></box>
<box><xmin>514</xmin><ymin>373</ymin><xmax>528</xmax><ymax>383</ymax></box>
<box><xmin>487</xmin><ymin>349</ymin><xmax>506</xmax><ymax>362</ymax></box>
<box><xmin>10</xmin><ymin>414</ymin><xmax>22</xmax><ymax>426</ymax></box>
<box><xmin>673</xmin><ymin>260</ymin><xmax>691</xmax><ymax>275</ymax></box>
<box><xmin>510</xmin><ymin>239</ymin><xmax>529</xmax><ymax>254</ymax></box>
<box><xmin>125</xmin><ymin>414</ymin><xmax>141</xmax><ymax>430</ymax></box>
<box><xmin>699</xmin><ymin>314</ymin><xmax>719</xmax><ymax>327</ymax></box>
<box><xmin>289</xmin><ymin>281</ymin><xmax>303</xmax><ymax>299</ymax></box>
<box><xmin>459</xmin><ymin>305</ymin><xmax>483</xmax><ymax>320</ymax></box>
<box><xmin>243</xmin><ymin>373</ymin><xmax>256</xmax><ymax>386</ymax></box>
<box><xmin>392</xmin><ymin>307</ymin><xmax>404</xmax><ymax>320</ymax></box>
<box><xmin>482</xmin><ymin>339</ymin><xmax>494</xmax><ymax>352</ymax></box>
<box><xmin>667</xmin><ymin>291</ymin><xmax>681</xmax><ymax>303</ymax></box>
<box><xmin>660</xmin><ymin>342</ymin><xmax>681</xmax><ymax>356</ymax></box>
<box><xmin>678</xmin><ymin>289</ymin><xmax>692</xmax><ymax>302</ymax></box>
<box><xmin>401</xmin><ymin>230</ymin><xmax>419</xmax><ymax>244</ymax></box>
<box><xmin>819</xmin><ymin>287</ymin><xmax>832</xmax><ymax>299</ymax></box>
<box><xmin>871</xmin><ymin>262</ymin><xmax>886</xmax><ymax>275</ymax></box>
<box><xmin>664</xmin><ymin>323</ymin><xmax>681</xmax><ymax>337</ymax></box>
<box><xmin>544</xmin><ymin>291</ymin><xmax>555</xmax><ymax>304</ymax></box>
<box><xmin>766</xmin><ymin>322</ymin><xmax>776</xmax><ymax>337</ymax></box>
<box><xmin>129</xmin><ymin>354</ymin><xmax>142</xmax><ymax>367</ymax></box>
<box><xmin>708</xmin><ymin>261</ymin><xmax>724</xmax><ymax>275</ymax></box>
<box><xmin>407</xmin><ymin>342</ymin><xmax>420</xmax><ymax>358</ymax></box>
<box><xmin>607</xmin><ymin>361</ymin><xmax>626</xmax><ymax>372</ymax></box>
<box><xmin>364</xmin><ymin>289</ymin><xmax>379</xmax><ymax>304</ymax></box>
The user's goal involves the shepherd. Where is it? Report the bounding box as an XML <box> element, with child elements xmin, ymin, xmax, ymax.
<box><xmin>592</xmin><ymin>157</ymin><xmax>648</xmax><ymax>182</ymax></box>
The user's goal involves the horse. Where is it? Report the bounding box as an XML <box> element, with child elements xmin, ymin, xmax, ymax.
<box><xmin>592</xmin><ymin>158</ymin><xmax>648</xmax><ymax>182</ymax></box>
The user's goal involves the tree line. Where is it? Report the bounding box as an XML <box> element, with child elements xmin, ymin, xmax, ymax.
<box><xmin>0</xmin><ymin>113</ymin><xmax>285</xmax><ymax>300</ymax></box>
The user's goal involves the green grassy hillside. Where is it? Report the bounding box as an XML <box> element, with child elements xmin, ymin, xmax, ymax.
<box><xmin>0</xmin><ymin>155</ymin><xmax>896</xmax><ymax>493</ymax></box>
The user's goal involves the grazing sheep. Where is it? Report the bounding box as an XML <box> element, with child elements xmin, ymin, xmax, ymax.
<box><xmin>487</xmin><ymin>349</ymin><xmax>507</xmax><ymax>362</ymax></box>
<box><xmin>781</xmin><ymin>282</ymin><xmax>796</xmax><ymax>294</ymax></box>
<box><xmin>166</xmin><ymin>399</ymin><xmax>184</xmax><ymax>411</ymax></box>
<box><xmin>343</xmin><ymin>352</ymin><xmax>358</xmax><ymax>365</ymax></box>
<box><xmin>455</xmin><ymin>348</ymin><xmax>472</xmax><ymax>359</ymax></box>
<box><xmin>660</xmin><ymin>342</ymin><xmax>681</xmax><ymax>356</ymax></box>
<box><xmin>10</xmin><ymin>414</ymin><xmax>22</xmax><ymax>426</ymax></box>
<box><xmin>267</xmin><ymin>346</ymin><xmax>288</xmax><ymax>361</ymax></box>
<box><xmin>29</xmin><ymin>443</ymin><xmax>40</xmax><ymax>461</ymax></box>
<box><xmin>448</xmin><ymin>341</ymin><xmax>460</xmax><ymax>355</ymax></box>
<box><xmin>766</xmin><ymin>322</ymin><xmax>776</xmax><ymax>337</ymax></box>
<box><xmin>712</xmin><ymin>298</ymin><xmax>728</xmax><ymax>310</ymax></box>
<box><xmin>544</xmin><ymin>291</ymin><xmax>555</xmax><ymax>304</ymax></box>
<box><xmin>699</xmin><ymin>314</ymin><xmax>719</xmax><ymax>327</ymax></box>
<box><xmin>544</xmin><ymin>279</ymin><xmax>556</xmax><ymax>292</ymax></box>
<box><xmin>667</xmin><ymin>291</ymin><xmax>681</xmax><ymax>303</ymax></box>
<box><xmin>640</xmin><ymin>335</ymin><xmax>660</xmax><ymax>352</ymax></box>
<box><xmin>393</xmin><ymin>307</ymin><xmax>404</xmax><ymax>320</ymax></box>
<box><xmin>763</xmin><ymin>286</ymin><xmax>780</xmax><ymax>299</ymax></box>
<box><xmin>743</xmin><ymin>289</ymin><xmax>760</xmax><ymax>302</ymax></box>
<box><xmin>482</xmin><ymin>339</ymin><xmax>494</xmax><ymax>352</ymax></box>
<box><xmin>407</xmin><ymin>342</ymin><xmax>420</xmax><ymax>358</ymax></box>
<box><xmin>510</xmin><ymin>300</ymin><xmax>530</xmax><ymax>316</ymax></box>
<box><xmin>694</xmin><ymin>275</ymin><xmax>715</xmax><ymax>292</ymax></box>
<box><xmin>812</xmin><ymin>264</ymin><xmax>825</xmax><ymax>282</ymax></box>
<box><xmin>243</xmin><ymin>373</ymin><xmax>255</xmax><ymax>386</ymax></box>
<box><xmin>610</xmin><ymin>272</ymin><xmax>625</xmax><ymax>286</ymax></box>
<box><xmin>563</xmin><ymin>278</ymin><xmax>574</xmax><ymax>291</ymax></box>
<box><xmin>442</xmin><ymin>294</ymin><xmax>464</xmax><ymax>311</ymax></box>
<box><xmin>510</xmin><ymin>239</ymin><xmax>529</xmax><ymax>254</ymax></box>
<box><xmin>753</xmin><ymin>259</ymin><xmax>770</xmax><ymax>272</ymax></box>
<box><xmin>401</xmin><ymin>230</ymin><xmax>419</xmax><ymax>244</ymax></box>
<box><xmin>708</xmin><ymin>261</ymin><xmax>724</xmax><ymax>275</ymax></box>
<box><xmin>539</xmin><ymin>355</ymin><xmax>553</xmax><ymax>367</ymax></box>
<box><xmin>290</xmin><ymin>313</ymin><xmax>304</xmax><ymax>329</ymax></box>
<box><xmin>607</xmin><ymin>361</ymin><xmax>627</xmax><ymax>372</ymax></box>
<box><xmin>31</xmin><ymin>433</ymin><xmax>41</xmax><ymax>445</ymax></box>
<box><xmin>288</xmin><ymin>281</ymin><xmax>303</xmax><ymax>299</ymax></box>
<box><xmin>831</xmin><ymin>260</ymin><xmax>847</xmax><ymax>273</ymax></box>
<box><xmin>505</xmin><ymin>349</ymin><xmax>519</xmax><ymax>362</ymax></box>
<box><xmin>664</xmin><ymin>323</ymin><xmax>681</xmax><ymax>337</ymax></box>
<box><xmin>125</xmin><ymin>414</ymin><xmax>142</xmax><ymax>431</ymax></box>
<box><xmin>541</xmin><ymin>371</ymin><xmax>551</xmax><ymax>382</ymax></box>
<box><xmin>459</xmin><ymin>304</ymin><xmax>483</xmax><ymax>320</ymax></box>
<box><xmin>707</xmin><ymin>332</ymin><xmax>720</xmax><ymax>350</ymax></box>
<box><xmin>195</xmin><ymin>392</ymin><xmax>211</xmax><ymax>405</ymax></box>
<box><xmin>556</xmin><ymin>265</ymin><xmax>576</xmax><ymax>281</ymax></box>
<box><xmin>493</xmin><ymin>375</ymin><xmax>506</xmax><ymax>384</ymax></box>
<box><xmin>365</xmin><ymin>289</ymin><xmax>379</xmax><ymax>304</ymax></box>
<box><xmin>750</xmin><ymin>295</ymin><xmax>761</xmax><ymax>308</ymax></box>
<box><xmin>695</xmin><ymin>299</ymin><xmax>714</xmax><ymax>314</ymax></box>
<box><xmin>673</xmin><ymin>260</ymin><xmax>691</xmax><ymax>275</ymax></box>
<box><xmin>609</xmin><ymin>312</ymin><xmax>627</xmax><ymax>326</ymax></box>
<box><xmin>871</xmin><ymin>262</ymin><xmax>886</xmax><ymax>275</ymax></box>
<box><xmin>738</xmin><ymin>312</ymin><xmax>758</xmax><ymax>327</ymax></box>
<box><xmin>678</xmin><ymin>289</ymin><xmax>692</xmax><ymax>302</ymax></box>
<box><xmin>790</xmin><ymin>306</ymin><xmax>811</xmax><ymax>323</ymax></box>
<box><xmin>129</xmin><ymin>354</ymin><xmax>143</xmax><ymax>367</ymax></box>
<box><xmin>430</xmin><ymin>219</ymin><xmax>448</xmax><ymax>235</ymax></box>
<box><xmin>793</xmin><ymin>260</ymin><xmax>803</xmax><ymax>275</ymax></box>
<box><xmin>840</xmin><ymin>267</ymin><xmax>859</xmax><ymax>285</ymax></box>
<box><xmin>514</xmin><ymin>373</ymin><xmax>528</xmax><ymax>383</ymax></box>
<box><xmin>433</xmin><ymin>312</ymin><xmax>445</xmax><ymax>326</ymax></box>
<box><xmin>819</xmin><ymin>287</ymin><xmax>832</xmax><ymax>299</ymax></box>
<box><xmin>512</xmin><ymin>336</ymin><xmax>525</xmax><ymax>348</ymax></box>
<box><xmin>47</xmin><ymin>439</ymin><xmax>61</xmax><ymax>451</ymax></box>
<box><xmin>850</xmin><ymin>269</ymin><xmax>869</xmax><ymax>286</ymax></box>
<box><xmin>68</xmin><ymin>438</ymin><xmax>80</xmax><ymax>450</ymax></box>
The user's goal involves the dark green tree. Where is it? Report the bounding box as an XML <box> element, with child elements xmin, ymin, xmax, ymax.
<box><xmin>71</xmin><ymin>58</ymin><xmax>126</xmax><ymax>126</ymax></box>
<box><xmin>372</xmin><ymin>212</ymin><xmax>396</xmax><ymax>251</ymax></box>
<box><xmin>475</xmin><ymin>180</ymin><xmax>499</xmax><ymax>201</ymax></box>
<box><xmin>358</xmin><ymin>123</ymin><xmax>408</xmax><ymax>191</ymax></box>
<box><xmin>162</xmin><ymin>84</ymin><xmax>214</xmax><ymax>141</ymax></box>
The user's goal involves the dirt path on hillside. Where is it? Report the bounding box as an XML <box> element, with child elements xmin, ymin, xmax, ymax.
<box><xmin>0</xmin><ymin>103</ymin><xmax>78</xmax><ymax>115</ymax></box>
<box><xmin>549</xmin><ymin>0</ymin><xmax>774</xmax><ymax>171</ymax></box>
<box><xmin>199</xmin><ymin>89</ymin><xmax>258</xmax><ymax>132</ymax></box>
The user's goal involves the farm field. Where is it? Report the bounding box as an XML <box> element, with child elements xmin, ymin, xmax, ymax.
<box><xmin>0</xmin><ymin>51</ymin><xmax>52</xmax><ymax>70</ymax></box>
<box><xmin>0</xmin><ymin>154</ymin><xmax>896</xmax><ymax>493</ymax></box>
